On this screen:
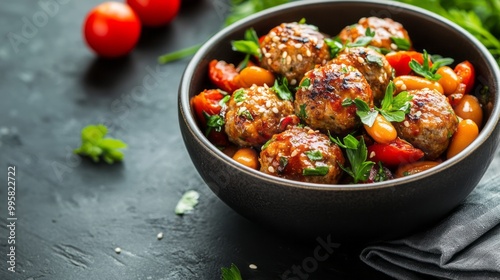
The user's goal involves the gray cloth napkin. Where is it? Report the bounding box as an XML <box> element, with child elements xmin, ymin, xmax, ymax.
<box><xmin>360</xmin><ymin>162</ymin><xmax>500</xmax><ymax>280</ymax></box>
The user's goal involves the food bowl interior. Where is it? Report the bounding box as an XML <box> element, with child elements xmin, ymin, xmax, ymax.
<box><xmin>179</xmin><ymin>0</ymin><xmax>500</xmax><ymax>240</ymax></box>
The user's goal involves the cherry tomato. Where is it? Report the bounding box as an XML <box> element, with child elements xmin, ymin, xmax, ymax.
<box><xmin>208</xmin><ymin>60</ymin><xmax>242</xmax><ymax>93</ymax></box>
<box><xmin>126</xmin><ymin>0</ymin><xmax>180</xmax><ymax>27</ymax></box>
<box><xmin>367</xmin><ymin>137</ymin><xmax>425</xmax><ymax>166</ymax></box>
<box><xmin>436</xmin><ymin>66</ymin><xmax>459</xmax><ymax>95</ymax></box>
<box><xmin>83</xmin><ymin>2</ymin><xmax>141</xmax><ymax>58</ymax></box>
<box><xmin>232</xmin><ymin>147</ymin><xmax>259</xmax><ymax>169</ymax></box>
<box><xmin>364</xmin><ymin>114</ymin><xmax>397</xmax><ymax>144</ymax></box>
<box><xmin>454</xmin><ymin>61</ymin><xmax>475</xmax><ymax>94</ymax></box>
<box><xmin>454</xmin><ymin>94</ymin><xmax>483</xmax><ymax>128</ymax></box>
<box><xmin>238</xmin><ymin>66</ymin><xmax>275</xmax><ymax>88</ymax></box>
<box><xmin>190</xmin><ymin>89</ymin><xmax>227</xmax><ymax>126</ymax></box>
<box><xmin>393</xmin><ymin>75</ymin><xmax>444</xmax><ymax>94</ymax></box>
<box><xmin>446</xmin><ymin>119</ymin><xmax>479</xmax><ymax>159</ymax></box>
<box><xmin>385</xmin><ymin>51</ymin><xmax>430</xmax><ymax>77</ymax></box>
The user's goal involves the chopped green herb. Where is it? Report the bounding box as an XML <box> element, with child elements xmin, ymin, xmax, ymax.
<box><xmin>219</xmin><ymin>94</ymin><xmax>231</xmax><ymax>107</ymax></box>
<box><xmin>347</xmin><ymin>27</ymin><xmax>375</xmax><ymax>47</ymax></box>
<box><xmin>330</xmin><ymin>134</ymin><xmax>374</xmax><ymax>183</ymax></box>
<box><xmin>271</xmin><ymin>76</ymin><xmax>294</xmax><ymax>101</ymax></box>
<box><xmin>303</xmin><ymin>166</ymin><xmax>329</xmax><ymax>176</ymax></box>
<box><xmin>279</xmin><ymin>156</ymin><xmax>289</xmax><ymax>170</ymax></box>
<box><xmin>366</xmin><ymin>54</ymin><xmax>384</xmax><ymax>66</ymax></box>
<box><xmin>299</xmin><ymin>77</ymin><xmax>311</xmax><ymax>89</ymax></box>
<box><xmin>390</xmin><ymin>37</ymin><xmax>411</xmax><ymax>50</ymax></box>
<box><xmin>74</xmin><ymin>124</ymin><xmax>127</xmax><ymax>164</ymax></box>
<box><xmin>305</xmin><ymin>150</ymin><xmax>323</xmax><ymax>161</ymax></box>
<box><xmin>298</xmin><ymin>17</ymin><xmax>307</xmax><ymax>24</ymax></box>
<box><xmin>298</xmin><ymin>104</ymin><xmax>308</xmax><ymax>120</ymax></box>
<box><xmin>325</xmin><ymin>37</ymin><xmax>345</xmax><ymax>58</ymax></box>
<box><xmin>221</xmin><ymin>263</ymin><xmax>243</xmax><ymax>280</ymax></box>
<box><xmin>234</xmin><ymin>89</ymin><xmax>246</xmax><ymax>103</ymax></box>
<box><xmin>261</xmin><ymin>138</ymin><xmax>273</xmax><ymax>150</ymax></box>
<box><xmin>175</xmin><ymin>190</ymin><xmax>200</xmax><ymax>215</ymax></box>
<box><xmin>239</xmin><ymin>109</ymin><xmax>254</xmax><ymax>120</ymax></box>
<box><xmin>204</xmin><ymin>112</ymin><xmax>225</xmax><ymax>136</ymax></box>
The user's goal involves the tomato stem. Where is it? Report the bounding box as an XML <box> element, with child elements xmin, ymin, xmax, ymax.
<box><xmin>158</xmin><ymin>43</ymin><xmax>202</xmax><ymax>64</ymax></box>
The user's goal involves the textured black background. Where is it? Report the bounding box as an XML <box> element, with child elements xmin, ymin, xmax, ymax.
<box><xmin>0</xmin><ymin>0</ymin><xmax>395</xmax><ymax>279</ymax></box>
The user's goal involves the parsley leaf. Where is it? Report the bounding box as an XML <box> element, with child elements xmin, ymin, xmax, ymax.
<box><xmin>330</xmin><ymin>134</ymin><xmax>374</xmax><ymax>183</ymax></box>
<box><xmin>298</xmin><ymin>104</ymin><xmax>308</xmax><ymax>121</ymax></box>
<box><xmin>378</xmin><ymin>81</ymin><xmax>412</xmax><ymax>122</ymax></box>
<box><xmin>303</xmin><ymin>166</ymin><xmax>330</xmax><ymax>176</ymax></box>
<box><xmin>74</xmin><ymin>124</ymin><xmax>127</xmax><ymax>164</ymax></box>
<box><xmin>231</xmin><ymin>27</ymin><xmax>262</xmax><ymax>61</ymax></box>
<box><xmin>305</xmin><ymin>150</ymin><xmax>323</xmax><ymax>161</ymax></box>
<box><xmin>204</xmin><ymin>112</ymin><xmax>225</xmax><ymax>136</ymax></box>
<box><xmin>271</xmin><ymin>76</ymin><xmax>294</xmax><ymax>101</ymax></box>
<box><xmin>351</xmin><ymin>82</ymin><xmax>412</xmax><ymax>125</ymax></box>
<box><xmin>221</xmin><ymin>263</ymin><xmax>243</xmax><ymax>280</ymax></box>
<box><xmin>175</xmin><ymin>190</ymin><xmax>200</xmax><ymax>215</ymax></box>
<box><xmin>409</xmin><ymin>49</ymin><xmax>453</xmax><ymax>81</ymax></box>
<box><xmin>234</xmin><ymin>89</ymin><xmax>246</xmax><ymax>103</ymax></box>
<box><xmin>299</xmin><ymin>77</ymin><xmax>311</xmax><ymax>89</ymax></box>
<box><xmin>325</xmin><ymin>37</ymin><xmax>345</xmax><ymax>57</ymax></box>
<box><xmin>347</xmin><ymin>27</ymin><xmax>375</xmax><ymax>47</ymax></box>
<box><xmin>390</xmin><ymin>36</ymin><xmax>411</xmax><ymax>50</ymax></box>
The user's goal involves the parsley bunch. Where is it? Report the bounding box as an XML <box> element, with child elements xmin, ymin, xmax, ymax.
<box><xmin>74</xmin><ymin>124</ymin><xmax>127</xmax><ymax>164</ymax></box>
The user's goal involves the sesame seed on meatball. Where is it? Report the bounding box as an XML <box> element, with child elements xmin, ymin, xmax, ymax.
<box><xmin>224</xmin><ymin>84</ymin><xmax>299</xmax><ymax>147</ymax></box>
<box><xmin>259</xmin><ymin>126</ymin><xmax>345</xmax><ymax>184</ymax></box>
<box><xmin>394</xmin><ymin>88</ymin><xmax>459</xmax><ymax>160</ymax></box>
<box><xmin>259</xmin><ymin>22</ymin><xmax>331</xmax><ymax>85</ymax></box>
<box><xmin>294</xmin><ymin>62</ymin><xmax>374</xmax><ymax>136</ymax></box>
<box><xmin>338</xmin><ymin>17</ymin><xmax>411</xmax><ymax>51</ymax></box>
<box><xmin>330</xmin><ymin>47</ymin><xmax>393</xmax><ymax>103</ymax></box>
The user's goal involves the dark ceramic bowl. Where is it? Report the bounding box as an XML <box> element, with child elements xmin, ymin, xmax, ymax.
<box><xmin>178</xmin><ymin>0</ymin><xmax>500</xmax><ymax>241</ymax></box>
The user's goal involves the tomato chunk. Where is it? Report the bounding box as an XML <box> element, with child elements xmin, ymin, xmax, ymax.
<box><xmin>367</xmin><ymin>138</ymin><xmax>425</xmax><ymax>166</ymax></box>
<box><xmin>208</xmin><ymin>59</ymin><xmax>241</xmax><ymax>93</ymax></box>
<box><xmin>190</xmin><ymin>89</ymin><xmax>226</xmax><ymax>126</ymax></box>
<box><xmin>454</xmin><ymin>61</ymin><xmax>475</xmax><ymax>94</ymax></box>
<box><xmin>385</xmin><ymin>51</ymin><xmax>431</xmax><ymax>77</ymax></box>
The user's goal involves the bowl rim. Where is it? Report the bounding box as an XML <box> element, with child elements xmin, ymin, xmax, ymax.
<box><xmin>179</xmin><ymin>0</ymin><xmax>500</xmax><ymax>191</ymax></box>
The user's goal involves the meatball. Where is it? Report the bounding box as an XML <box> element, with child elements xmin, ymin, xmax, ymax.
<box><xmin>338</xmin><ymin>17</ymin><xmax>411</xmax><ymax>51</ymax></box>
<box><xmin>294</xmin><ymin>62</ymin><xmax>373</xmax><ymax>135</ymax></box>
<box><xmin>259</xmin><ymin>126</ymin><xmax>345</xmax><ymax>184</ymax></box>
<box><xmin>330</xmin><ymin>47</ymin><xmax>393</xmax><ymax>103</ymax></box>
<box><xmin>224</xmin><ymin>84</ymin><xmax>298</xmax><ymax>147</ymax></box>
<box><xmin>259</xmin><ymin>22</ymin><xmax>331</xmax><ymax>85</ymax></box>
<box><xmin>394</xmin><ymin>88</ymin><xmax>459</xmax><ymax>160</ymax></box>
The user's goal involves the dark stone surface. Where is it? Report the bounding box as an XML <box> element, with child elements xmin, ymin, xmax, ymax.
<box><xmin>0</xmin><ymin>0</ymin><xmax>393</xmax><ymax>279</ymax></box>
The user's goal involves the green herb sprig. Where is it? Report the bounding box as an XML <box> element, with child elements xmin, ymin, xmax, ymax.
<box><xmin>330</xmin><ymin>134</ymin><xmax>374</xmax><ymax>183</ymax></box>
<box><xmin>409</xmin><ymin>49</ymin><xmax>453</xmax><ymax>81</ymax></box>
<box><xmin>271</xmin><ymin>76</ymin><xmax>293</xmax><ymax>101</ymax></box>
<box><xmin>221</xmin><ymin>263</ymin><xmax>243</xmax><ymax>280</ymax></box>
<box><xmin>73</xmin><ymin>124</ymin><xmax>127</xmax><ymax>164</ymax></box>
<box><xmin>343</xmin><ymin>81</ymin><xmax>413</xmax><ymax>127</ymax></box>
